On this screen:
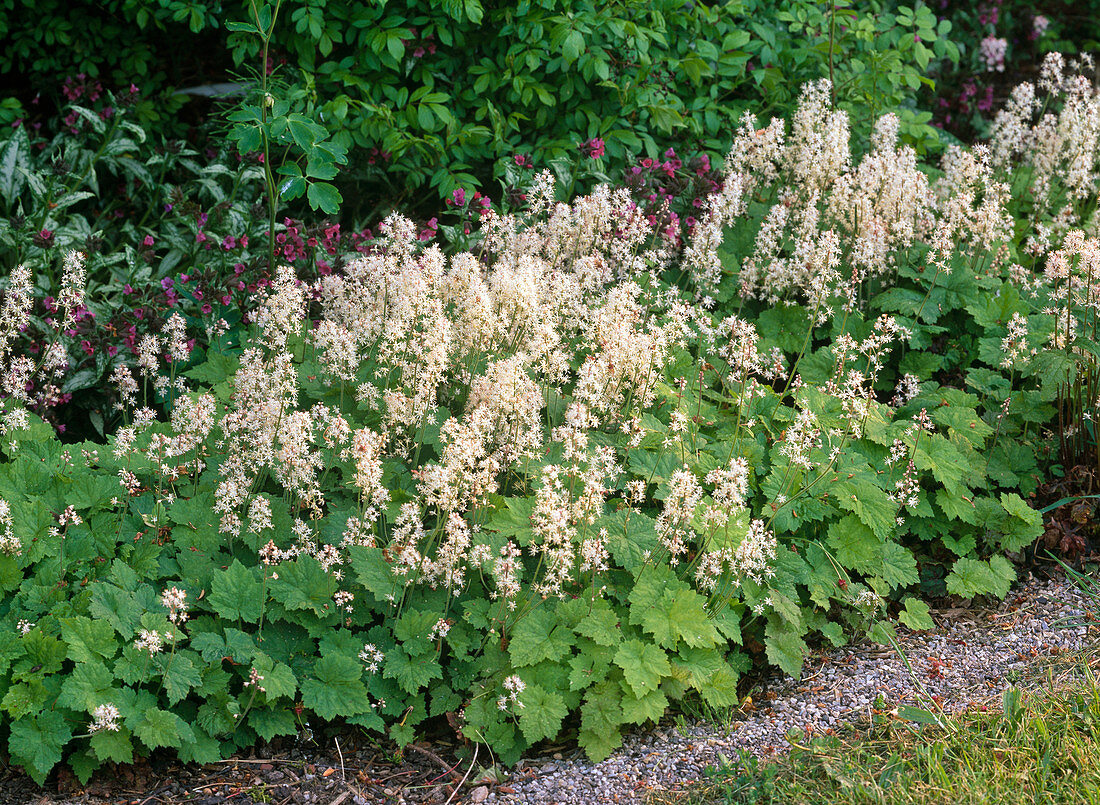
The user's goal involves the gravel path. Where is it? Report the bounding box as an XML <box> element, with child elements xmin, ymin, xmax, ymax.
<box><xmin>483</xmin><ymin>571</ymin><xmax>1094</xmax><ymax>805</ymax></box>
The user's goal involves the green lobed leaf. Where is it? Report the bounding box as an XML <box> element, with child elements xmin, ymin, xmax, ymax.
<box><xmin>519</xmin><ymin>683</ymin><xmax>568</xmax><ymax>744</ymax></box>
<box><xmin>946</xmin><ymin>555</ymin><xmax>1016</xmax><ymax>599</ymax></box>
<box><xmin>269</xmin><ymin>555</ymin><xmax>338</xmax><ymax>618</ymax></box>
<box><xmin>640</xmin><ymin>588</ymin><xmax>720</xmax><ymax>649</ymax></box>
<box><xmin>9</xmin><ymin>711</ymin><xmax>72</xmax><ymax>785</ymax></box>
<box><xmin>58</xmin><ymin>660</ymin><xmax>114</xmax><ymax>712</ymax></box>
<box><xmin>306</xmin><ymin>181</ymin><xmax>342</xmax><ymax>214</ymax></box>
<box><xmin>485</xmin><ymin>497</ymin><xmax>535</xmax><ymax>545</ymax></box>
<box><xmin>765</xmin><ymin>618</ymin><xmax>807</xmax><ymax>678</ymax></box>
<box><xmin>249</xmin><ymin>707</ymin><xmax>299</xmax><ymax>742</ymax></box>
<box><xmin>509</xmin><ymin>608</ymin><xmax>573</xmax><ymax>668</ymax></box>
<box><xmin>252</xmin><ymin>653</ymin><xmax>298</xmax><ymax>700</ymax></box>
<box><xmin>614</xmin><ymin>639</ymin><xmax>670</xmax><ymax>697</ymax></box>
<box><xmin>574</xmin><ymin>599</ymin><xmax>622</xmax><ymax>647</ymax></box>
<box><xmin>394</xmin><ymin>609</ymin><xmax>441</xmax><ymax>656</ymax></box>
<box><xmin>348</xmin><ymin>545</ymin><xmax>401</xmax><ymax>603</ymax></box>
<box><xmin>90</xmin><ymin>727</ymin><xmax>134</xmax><ymax>764</ymax></box>
<box><xmin>302</xmin><ymin>653</ymin><xmax>371</xmax><ymax>719</ymax></box>
<box><xmin>60</xmin><ymin>616</ymin><xmax>118</xmax><ymax>664</ymax></box>
<box><xmin>208</xmin><ymin>560</ymin><xmax>264</xmax><ymax>623</ymax></box>
<box><xmin>827</xmin><ymin>515</ymin><xmax>881</xmax><ymax>575</ymax></box>
<box><xmin>383</xmin><ymin>647</ymin><xmax>443</xmax><ymax>695</ymax></box>
<box><xmin>161</xmin><ymin>651</ymin><xmax>202</xmax><ymax>704</ymax></box>
<box><xmin>899</xmin><ymin>597</ymin><xmax>934</xmax><ymax>631</ymax></box>
<box><xmin>997</xmin><ymin>492</ymin><xmax>1044</xmax><ymax>552</ymax></box>
<box><xmin>619</xmin><ymin>686</ymin><xmax>669</xmax><ymax>725</ymax></box>
<box><xmin>134</xmin><ymin>708</ymin><xmax>194</xmax><ymax>750</ymax></box>
<box><xmin>578</xmin><ymin>681</ymin><xmax>623</xmax><ymax>762</ymax></box>
<box><xmin>833</xmin><ymin>476</ymin><xmax>898</xmax><ymax>540</ymax></box>
<box><xmin>878</xmin><ymin>542</ymin><xmax>919</xmax><ymax>590</ymax></box>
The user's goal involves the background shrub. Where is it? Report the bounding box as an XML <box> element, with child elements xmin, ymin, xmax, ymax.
<box><xmin>3</xmin><ymin>0</ymin><xmax>960</xmax><ymax>212</ymax></box>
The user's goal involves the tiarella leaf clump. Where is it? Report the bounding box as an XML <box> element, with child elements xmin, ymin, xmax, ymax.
<box><xmin>0</xmin><ymin>59</ymin><xmax>1099</xmax><ymax>782</ymax></box>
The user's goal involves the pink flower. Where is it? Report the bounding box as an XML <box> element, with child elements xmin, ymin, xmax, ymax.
<box><xmin>419</xmin><ymin>217</ymin><xmax>439</xmax><ymax>241</ymax></box>
<box><xmin>980</xmin><ymin>36</ymin><xmax>1007</xmax><ymax>72</ymax></box>
<box><xmin>582</xmin><ymin>138</ymin><xmax>605</xmax><ymax>159</ymax></box>
<box><xmin>142</xmin><ymin>235</ymin><xmax>155</xmax><ymax>247</ymax></box>
<box><xmin>977</xmin><ymin>87</ymin><xmax>995</xmax><ymax>113</ymax></box>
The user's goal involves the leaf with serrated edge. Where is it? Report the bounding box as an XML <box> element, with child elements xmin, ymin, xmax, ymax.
<box><xmin>578</xmin><ymin>681</ymin><xmax>623</xmax><ymax>762</ymax></box>
<box><xmin>509</xmin><ymin>608</ymin><xmax>572</xmax><ymax>667</ymax></box>
<box><xmin>575</xmin><ymin>600</ymin><xmax>621</xmax><ymax>647</ymax></box>
<box><xmin>641</xmin><ymin>588</ymin><xmax>719</xmax><ymax>649</ymax></box>
<box><xmin>519</xmin><ymin>684</ymin><xmax>568</xmax><ymax>744</ymax></box>
<box><xmin>208</xmin><ymin>561</ymin><xmax>263</xmax><ymax>623</ymax></box>
<box><xmin>619</xmin><ymin>687</ymin><xmax>668</xmax><ymax>725</ymax></box>
<box><xmin>614</xmin><ymin>639</ymin><xmax>670</xmax><ymax>696</ymax></box>
<box><xmin>899</xmin><ymin>598</ymin><xmax>934</xmax><ymax>631</ymax></box>
<box><xmin>765</xmin><ymin>619</ymin><xmax>806</xmax><ymax>678</ymax></box>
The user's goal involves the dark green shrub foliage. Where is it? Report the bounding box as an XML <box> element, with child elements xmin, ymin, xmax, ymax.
<box><xmin>3</xmin><ymin>1</ymin><xmax>958</xmax><ymax>204</ymax></box>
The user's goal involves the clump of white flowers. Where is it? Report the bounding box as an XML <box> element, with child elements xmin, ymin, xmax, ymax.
<box><xmin>161</xmin><ymin>587</ymin><xmax>189</xmax><ymax>625</ymax></box>
<box><xmin>0</xmin><ymin>498</ymin><xmax>19</xmax><ymax>556</ymax></box>
<box><xmin>134</xmin><ymin>630</ymin><xmax>164</xmax><ymax>656</ymax></box>
<box><xmin>657</xmin><ymin>468</ymin><xmax>704</xmax><ymax>566</ymax></box>
<box><xmin>89</xmin><ymin>704</ymin><xmax>121</xmax><ymax>734</ymax></box>
<box><xmin>497</xmin><ymin>675</ymin><xmax>526</xmax><ymax>712</ymax></box>
<box><xmin>358</xmin><ymin>644</ymin><xmax>384</xmax><ymax>673</ymax></box>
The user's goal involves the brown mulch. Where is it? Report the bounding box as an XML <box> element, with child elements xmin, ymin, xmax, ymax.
<box><xmin>4</xmin><ymin>729</ymin><xmax>505</xmax><ymax>805</ymax></box>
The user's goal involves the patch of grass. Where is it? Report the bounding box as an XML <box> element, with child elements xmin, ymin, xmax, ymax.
<box><xmin>661</xmin><ymin>662</ymin><xmax>1100</xmax><ymax>805</ymax></box>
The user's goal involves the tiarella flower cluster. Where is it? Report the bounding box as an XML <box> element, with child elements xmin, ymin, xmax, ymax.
<box><xmin>497</xmin><ymin>674</ymin><xmax>526</xmax><ymax>712</ymax></box>
<box><xmin>0</xmin><ymin>499</ymin><xmax>19</xmax><ymax>556</ymax></box>
<box><xmin>161</xmin><ymin>587</ymin><xmax>189</xmax><ymax>625</ymax></box>
<box><xmin>89</xmin><ymin>704</ymin><xmax>121</xmax><ymax>734</ymax></box>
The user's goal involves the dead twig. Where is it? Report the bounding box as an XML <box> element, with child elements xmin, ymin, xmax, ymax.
<box><xmin>406</xmin><ymin>743</ymin><xmax>463</xmax><ymax>783</ymax></box>
<box><xmin>335</xmin><ymin>737</ymin><xmax>346</xmax><ymax>783</ymax></box>
<box><xmin>135</xmin><ymin>783</ymin><xmax>172</xmax><ymax>804</ymax></box>
<box><xmin>443</xmin><ymin>744</ymin><xmax>479</xmax><ymax>805</ymax></box>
